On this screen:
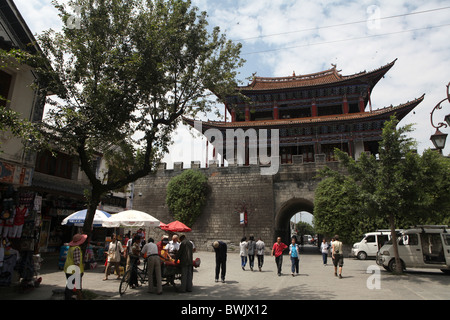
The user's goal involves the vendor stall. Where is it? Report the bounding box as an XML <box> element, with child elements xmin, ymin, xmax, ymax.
<box><xmin>0</xmin><ymin>187</ymin><xmax>42</xmax><ymax>288</ymax></box>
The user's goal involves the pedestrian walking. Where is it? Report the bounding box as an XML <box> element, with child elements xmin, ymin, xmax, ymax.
<box><xmin>176</xmin><ymin>234</ymin><xmax>193</xmax><ymax>293</ymax></box>
<box><xmin>124</xmin><ymin>233</ymin><xmax>132</xmax><ymax>273</ymax></box>
<box><xmin>332</xmin><ymin>235</ymin><xmax>344</xmax><ymax>278</ymax></box>
<box><xmin>320</xmin><ymin>238</ymin><xmax>329</xmax><ymax>266</ymax></box>
<box><xmin>289</xmin><ymin>237</ymin><xmax>300</xmax><ymax>276</ymax></box>
<box><xmin>103</xmin><ymin>233</ymin><xmax>123</xmax><ymax>280</ymax></box>
<box><xmin>124</xmin><ymin>232</ymin><xmax>138</xmax><ymax>282</ymax></box>
<box><xmin>128</xmin><ymin>235</ymin><xmax>141</xmax><ymax>289</ymax></box>
<box><xmin>271</xmin><ymin>237</ymin><xmax>288</xmax><ymax>276</ymax></box>
<box><xmin>212</xmin><ymin>241</ymin><xmax>227</xmax><ymax>282</ymax></box>
<box><xmin>247</xmin><ymin>235</ymin><xmax>256</xmax><ymax>271</ymax></box>
<box><xmin>330</xmin><ymin>237</ymin><xmax>335</xmax><ymax>265</ymax></box>
<box><xmin>63</xmin><ymin>233</ymin><xmax>87</xmax><ymax>300</ymax></box>
<box><xmin>255</xmin><ymin>237</ymin><xmax>265</xmax><ymax>272</ymax></box>
<box><xmin>239</xmin><ymin>237</ymin><xmax>248</xmax><ymax>270</ymax></box>
<box><xmin>141</xmin><ymin>237</ymin><xmax>162</xmax><ymax>294</ymax></box>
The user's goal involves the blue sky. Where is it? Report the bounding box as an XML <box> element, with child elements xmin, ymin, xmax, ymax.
<box><xmin>15</xmin><ymin>0</ymin><xmax>450</xmax><ymax>167</ymax></box>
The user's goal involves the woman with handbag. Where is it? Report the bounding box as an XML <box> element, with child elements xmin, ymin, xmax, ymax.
<box><xmin>103</xmin><ymin>234</ymin><xmax>123</xmax><ymax>280</ymax></box>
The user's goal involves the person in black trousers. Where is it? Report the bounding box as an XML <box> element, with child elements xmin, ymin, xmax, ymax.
<box><xmin>128</xmin><ymin>235</ymin><xmax>141</xmax><ymax>288</ymax></box>
<box><xmin>176</xmin><ymin>234</ymin><xmax>194</xmax><ymax>293</ymax></box>
<box><xmin>213</xmin><ymin>241</ymin><xmax>227</xmax><ymax>283</ymax></box>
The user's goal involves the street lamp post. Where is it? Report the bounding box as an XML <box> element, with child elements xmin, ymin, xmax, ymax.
<box><xmin>430</xmin><ymin>82</ymin><xmax>450</xmax><ymax>153</ymax></box>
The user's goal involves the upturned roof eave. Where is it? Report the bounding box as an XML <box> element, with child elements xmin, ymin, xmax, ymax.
<box><xmin>183</xmin><ymin>93</ymin><xmax>424</xmax><ymax>131</ymax></box>
<box><xmin>235</xmin><ymin>59</ymin><xmax>397</xmax><ymax>94</ymax></box>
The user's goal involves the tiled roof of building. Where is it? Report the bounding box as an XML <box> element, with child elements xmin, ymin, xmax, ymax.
<box><xmin>184</xmin><ymin>94</ymin><xmax>424</xmax><ymax>130</ymax></box>
<box><xmin>238</xmin><ymin>59</ymin><xmax>397</xmax><ymax>92</ymax></box>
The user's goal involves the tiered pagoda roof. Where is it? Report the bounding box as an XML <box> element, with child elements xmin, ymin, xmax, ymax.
<box><xmin>184</xmin><ymin>60</ymin><xmax>423</xmax><ymax>130</ymax></box>
<box><xmin>183</xmin><ymin>59</ymin><xmax>424</xmax><ymax>163</ymax></box>
<box><xmin>238</xmin><ymin>59</ymin><xmax>396</xmax><ymax>92</ymax></box>
<box><xmin>183</xmin><ymin>94</ymin><xmax>425</xmax><ymax>131</ymax></box>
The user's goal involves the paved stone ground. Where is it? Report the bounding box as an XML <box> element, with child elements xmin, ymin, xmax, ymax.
<box><xmin>1</xmin><ymin>245</ymin><xmax>450</xmax><ymax>301</ymax></box>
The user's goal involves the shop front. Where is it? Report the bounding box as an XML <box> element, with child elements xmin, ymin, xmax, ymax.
<box><xmin>0</xmin><ymin>183</ymin><xmax>43</xmax><ymax>287</ymax></box>
<box><xmin>0</xmin><ymin>163</ymin><xmax>129</xmax><ymax>288</ymax></box>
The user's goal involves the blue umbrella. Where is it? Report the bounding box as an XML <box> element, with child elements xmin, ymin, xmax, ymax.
<box><xmin>61</xmin><ymin>209</ymin><xmax>111</xmax><ymax>227</ymax></box>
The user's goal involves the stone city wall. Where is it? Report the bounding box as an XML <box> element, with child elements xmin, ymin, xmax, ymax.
<box><xmin>132</xmin><ymin>155</ymin><xmax>341</xmax><ymax>253</ymax></box>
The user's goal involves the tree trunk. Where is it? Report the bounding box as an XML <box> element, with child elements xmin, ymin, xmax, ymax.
<box><xmin>388</xmin><ymin>212</ymin><xmax>402</xmax><ymax>273</ymax></box>
<box><xmin>80</xmin><ymin>186</ymin><xmax>103</xmax><ymax>253</ymax></box>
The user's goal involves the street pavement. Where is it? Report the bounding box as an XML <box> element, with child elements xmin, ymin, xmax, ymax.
<box><xmin>1</xmin><ymin>245</ymin><xmax>450</xmax><ymax>302</ymax></box>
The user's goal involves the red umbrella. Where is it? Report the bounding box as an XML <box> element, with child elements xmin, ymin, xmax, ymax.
<box><xmin>160</xmin><ymin>220</ymin><xmax>191</xmax><ymax>232</ymax></box>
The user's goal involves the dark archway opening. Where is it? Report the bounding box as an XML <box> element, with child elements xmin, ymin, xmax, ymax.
<box><xmin>274</xmin><ymin>198</ymin><xmax>314</xmax><ymax>246</ymax></box>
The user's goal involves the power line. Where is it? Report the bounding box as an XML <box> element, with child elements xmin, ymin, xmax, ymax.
<box><xmin>241</xmin><ymin>23</ymin><xmax>450</xmax><ymax>56</ymax></box>
<box><xmin>234</xmin><ymin>6</ymin><xmax>450</xmax><ymax>43</ymax></box>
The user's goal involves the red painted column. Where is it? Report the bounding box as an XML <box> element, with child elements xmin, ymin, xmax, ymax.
<box><xmin>311</xmin><ymin>98</ymin><xmax>318</xmax><ymax>117</ymax></box>
<box><xmin>231</xmin><ymin>108</ymin><xmax>236</xmax><ymax>122</ymax></box>
<box><xmin>348</xmin><ymin>139</ymin><xmax>353</xmax><ymax>159</ymax></box>
<box><xmin>359</xmin><ymin>96</ymin><xmax>365</xmax><ymax>112</ymax></box>
<box><xmin>273</xmin><ymin>101</ymin><xmax>279</xmax><ymax>119</ymax></box>
<box><xmin>343</xmin><ymin>95</ymin><xmax>349</xmax><ymax>114</ymax></box>
<box><xmin>245</xmin><ymin>105</ymin><xmax>250</xmax><ymax>121</ymax></box>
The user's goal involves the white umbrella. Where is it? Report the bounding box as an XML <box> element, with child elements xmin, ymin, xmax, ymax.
<box><xmin>103</xmin><ymin>209</ymin><xmax>160</xmax><ymax>228</ymax></box>
<box><xmin>61</xmin><ymin>209</ymin><xmax>112</xmax><ymax>227</ymax></box>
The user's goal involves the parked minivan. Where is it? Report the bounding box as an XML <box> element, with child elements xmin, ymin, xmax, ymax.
<box><xmin>377</xmin><ymin>225</ymin><xmax>450</xmax><ymax>274</ymax></box>
<box><xmin>351</xmin><ymin>230</ymin><xmax>400</xmax><ymax>260</ymax></box>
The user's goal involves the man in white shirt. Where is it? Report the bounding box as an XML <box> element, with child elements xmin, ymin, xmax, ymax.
<box><xmin>141</xmin><ymin>238</ymin><xmax>162</xmax><ymax>294</ymax></box>
<box><xmin>165</xmin><ymin>234</ymin><xmax>180</xmax><ymax>259</ymax></box>
<box><xmin>332</xmin><ymin>235</ymin><xmax>344</xmax><ymax>279</ymax></box>
<box><xmin>255</xmin><ymin>237</ymin><xmax>265</xmax><ymax>272</ymax></box>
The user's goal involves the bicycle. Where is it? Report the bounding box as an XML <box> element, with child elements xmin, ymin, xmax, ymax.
<box><xmin>119</xmin><ymin>256</ymin><xmax>198</xmax><ymax>295</ymax></box>
<box><xmin>119</xmin><ymin>258</ymin><xmax>148</xmax><ymax>295</ymax></box>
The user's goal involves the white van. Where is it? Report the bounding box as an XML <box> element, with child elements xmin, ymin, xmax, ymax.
<box><xmin>303</xmin><ymin>235</ymin><xmax>312</xmax><ymax>244</ymax></box>
<box><xmin>377</xmin><ymin>225</ymin><xmax>450</xmax><ymax>274</ymax></box>
<box><xmin>351</xmin><ymin>230</ymin><xmax>399</xmax><ymax>260</ymax></box>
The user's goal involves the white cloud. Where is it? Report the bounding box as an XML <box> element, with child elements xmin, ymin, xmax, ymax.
<box><xmin>227</xmin><ymin>1</ymin><xmax>450</xmax><ymax>156</ymax></box>
<box><xmin>15</xmin><ymin>0</ymin><xmax>61</xmax><ymax>33</ymax></box>
<box><xmin>14</xmin><ymin>0</ymin><xmax>450</xmax><ymax>162</ymax></box>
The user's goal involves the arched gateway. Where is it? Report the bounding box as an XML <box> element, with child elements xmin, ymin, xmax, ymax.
<box><xmin>133</xmin><ymin>60</ymin><xmax>423</xmax><ymax>251</ymax></box>
<box><xmin>132</xmin><ymin>160</ymin><xmax>335</xmax><ymax>250</ymax></box>
<box><xmin>274</xmin><ymin>198</ymin><xmax>314</xmax><ymax>245</ymax></box>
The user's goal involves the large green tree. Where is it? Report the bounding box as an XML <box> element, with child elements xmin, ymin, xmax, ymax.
<box><xmin>294</xmin><ymin>221</ymin><xmax>315</xmax><ymax>238</ymax></box>
<box><xmin>166</xmin><ymin>169</ymin><xmax>208</xmax><ymax>227</ymax></box>
<box><xmin>314</xmin><ymin>116</ymin><xmax>450</xmax><ymax>273</ymax></box>
<box><xmin>34</xmin><ymin>0</ymin><xmax>244</xmax><ymax>237</ymax></box>
<box><xmin>314</xmin><ymin>172</ymin><xmax>389</xmax><ymax>244</ymax></box>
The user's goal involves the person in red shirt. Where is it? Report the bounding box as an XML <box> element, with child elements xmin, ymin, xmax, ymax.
<box><xmin>271</xmin><ymin>237</ymin><xmax>288</xmax><ymax>276</ymax></box>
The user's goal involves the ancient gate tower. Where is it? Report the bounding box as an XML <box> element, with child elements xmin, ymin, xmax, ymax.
<box><xmin>133</xmin><ymin>59</ymin><xmax>424</xmax><ymax>249</ymax></box>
